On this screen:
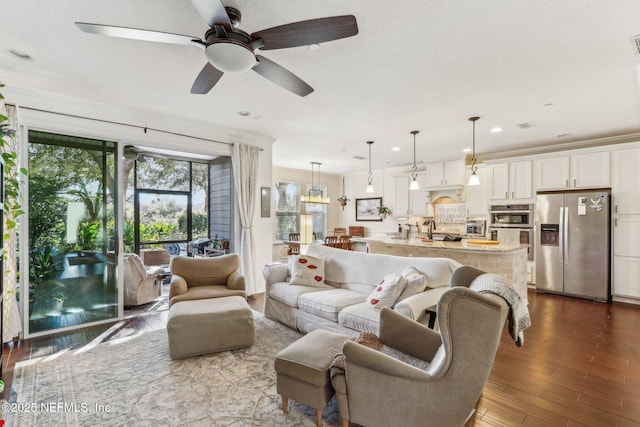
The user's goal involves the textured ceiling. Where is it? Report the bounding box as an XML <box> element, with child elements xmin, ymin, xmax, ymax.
<box><xmin>2</xmin><ymin>0</ymin><xmax>640</xmax><ymax>174</ymax></box>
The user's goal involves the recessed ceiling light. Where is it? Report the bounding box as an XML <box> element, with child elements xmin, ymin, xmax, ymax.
<box><xmin>392</xmin><ymin>147</ymin><xmax>400</xmax><ymax>151</ymax></box>
<box><xmin>309</xmin><ymin>44</ymin><xmax>320</xmax><ymax>51</ymax></box>
<box><xmin>8</xmin><ymin>49</ymin><xmax>31</xmax><ymax>59</ymax></box>
<box><xmin>490</xmin><ymin>127</ymin><xmax>503</xmax><ymax>133</ymax></box>
<box><xmin>544</xmin><ymin>103</ymin><xmax>554</xmax><ymax>107</ymax></box>
<box><xmin>238</xmin><ymin>111</ymin><xmax>250</xmax><ymax>117</ymax></box>
<box><xmin>462</xmin><ymin>148</ymin><xmax>471</xmax><ymax>153</ymax></box>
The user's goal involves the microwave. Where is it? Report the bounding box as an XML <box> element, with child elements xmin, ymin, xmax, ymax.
<box><xmin>489</xmin><ymin>204</ymin><xmax>534</xmax><ymax>228</ymax></box>
<box><xmin>465</xmin><ymin>220</ymin><xmax>486</xmax><ymax>236</ymax></box>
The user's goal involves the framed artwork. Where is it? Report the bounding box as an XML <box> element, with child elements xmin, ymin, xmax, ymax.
<box><xmin>260</xmin><ymin>187</ymin><xmax>271</xmax><ymax>218</ymax></box>
<box><xmin>356</xmin><ymin>197</ymin><xmax>382</xmax><ymax>221</ymax></box>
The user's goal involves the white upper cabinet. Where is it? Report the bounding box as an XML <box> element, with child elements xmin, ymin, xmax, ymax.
<box><xmin>535</xmin><ymin>156</ymin><xmax>570</xmax><ymax>190</ymax></box>
<box><xmin>535</xmin><ymin>151</ymin><xmax>610</xmax><ymax>191</ymax></box>
<box><xmin>425</xmin><ymin>159</ymin><xmax>465</xmax><ymax>187</ymax></box>
<box><xmin>393</xmin><ymin>173</ymin><xmax>428</xmax><ymax>216</ymax></box>
<box><xmin>489</xmin><ymin>160</ymin><xmax>532</xmax><ymax>201</ymax></box>
<box><xmin>465</xmin><ymin>164</ymin><xmax>489</xmax><ymax>216</ymax></box>
<box><xmin>612</xmin><ymin>147</ymin><xmax>640</xmax><ymax>215</ymax></box>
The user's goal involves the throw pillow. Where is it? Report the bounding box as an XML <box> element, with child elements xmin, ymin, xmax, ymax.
<box><xmin>289</xmin><ymin>254</ymin><xmax>326</xmax><ymax>286</ymax></box>
<box><xmin>396</xmin><ymin>266</ymin><xmax>429</xmax><ymax>303</ymax></box>
<box><xmin>366</xmin><ymin>273</ymin><xmax>407</xmax><ymax>310</ymax></box>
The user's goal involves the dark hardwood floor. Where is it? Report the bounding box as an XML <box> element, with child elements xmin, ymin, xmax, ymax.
<box><xmin>2</xmin><ymin>291</ymin><xmax>639</xmax><ymax>426</ymax></box>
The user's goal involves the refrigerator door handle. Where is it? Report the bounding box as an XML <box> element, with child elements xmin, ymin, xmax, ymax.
<box><xmin>558</xmin><ymin>207</ymin><xmax>564</xmax><ymax>264</ymax></box>
<box><xmin>563</xmin><ymin>205</ymin><xmax>569</xmax><ymax>265</ymax></box>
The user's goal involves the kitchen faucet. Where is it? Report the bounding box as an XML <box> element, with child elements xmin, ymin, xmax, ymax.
<box><xmin>425</xmin><ymin>219</ymin><xmax>436</xmax><ymax>240</ymax></box>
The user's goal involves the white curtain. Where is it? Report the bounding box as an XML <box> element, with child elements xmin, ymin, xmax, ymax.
<box><xmin>231</xmin><ymin>143</ymin><xmax>260</xmax><ymax>295</ymax></box>
<box><xmin>0</xmin><ymin>103</ymin><xmax>23</xmax><ymax>342</ymax></box>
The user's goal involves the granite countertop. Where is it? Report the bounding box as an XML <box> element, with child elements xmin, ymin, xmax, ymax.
<box><xmin>350</xmin><ymin>237</ymin><xmax>528</xmax><ymax>253</ymax></box>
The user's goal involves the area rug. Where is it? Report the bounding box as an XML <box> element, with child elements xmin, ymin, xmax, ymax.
<box><xmin>6</xmin><ymin>314</ymin><xmax>343</xmax><ymax>426</ymax></box>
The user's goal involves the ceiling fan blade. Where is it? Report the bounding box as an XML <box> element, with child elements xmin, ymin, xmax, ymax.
<box><xmin>75</xmin><ymin>22</ymin><xmax>200</xmax><ymax>46</ymax></box>
<box><xmin>252</xmin><ymin>55</ymin><xmax>313</xmax><ymax>97</ymax></box>
<box><xmin>191</xmin><ymin>63</ymin><xmax>225</xmax><ymax>94</ymax></box>
<box><xmin>190</xmin><ymin>0</ymin><xmax>232</xmax><ymax>31</ymax></box>
<box><xmin>252</xmin><ymin>15</ymin><xmax>358</xmax><ymax>50</ymax></box>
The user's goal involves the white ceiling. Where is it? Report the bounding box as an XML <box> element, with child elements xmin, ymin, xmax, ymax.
<box><xmin>2</xmin><ymin>0</ymin><xmax>640</xmax><ymax>175</ymax></box>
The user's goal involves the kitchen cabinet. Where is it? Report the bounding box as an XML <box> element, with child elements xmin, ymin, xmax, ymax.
<box><xmin>535</xmin><ymin>151</ymin><xmax>610</xmax><ymax>191</ymax></box>
<box><xmin>465</xmin><ymin>164</ymin><xmax>489</xmax><ymax>216</ymax></box>
<box><xmin>425</xmin><ymin>159</ymin><xmax>465</xmax><ymax>188</ymax></box>
<box><xmin>613</xmin><ymin>215</ymin><xmax>640</xmax><ymax>298</ymax></box>
<box><xmin>612</xmin><ymin>147</ymin><xmax>640</xmax><ymax>215</ymax></box>
<box><xmin>393</xmin><ymin>173</ymin><xmax>428</xmax><ymax>216</ymax></box>
<box><xmin>489</xmin><ymin>160</ymin><xmax>532</xmax><ymax>201</ymax></box>
<box><xmin>613</xmin><ymin>256</ymin><xmax>640</xmax><ymax>299</ymax></box>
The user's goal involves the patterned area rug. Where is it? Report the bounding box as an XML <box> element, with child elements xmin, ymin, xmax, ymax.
<box><xmin>6</xmin><ymin>314</ymin><xmax>343</xmax><ymax>426</ymax></box>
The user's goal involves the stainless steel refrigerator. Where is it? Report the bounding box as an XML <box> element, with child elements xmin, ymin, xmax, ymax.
<box><xmin>535</xmin><ymin>189</ymin><xmax>611</xmax><ymax>302</ymax></box>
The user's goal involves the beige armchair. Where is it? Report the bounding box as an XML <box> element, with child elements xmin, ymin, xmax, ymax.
<box><xmin>169</xmin><ymin>253</ymin><xmax>245</xmax><ymax>307</ymax></box>
<box><xmin>123</xmin><ymin>253</ymin><xmax>165</xmax><ymax>306</ymax></box>
<box><xmin>332</xmin><ymin>269</ymin><xmax>509</xmax><ymax>427</ymax></box>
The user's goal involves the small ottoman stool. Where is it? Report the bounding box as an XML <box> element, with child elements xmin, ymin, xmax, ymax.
<box><xmin>167</xmin><ymin>296</ymin><xmax>255</xmax><ymax>360</ymax></box>
<box><xmin>274</xmin><ymin>329</ymin><xmax>353</xmax><ymax>427</ymax></box>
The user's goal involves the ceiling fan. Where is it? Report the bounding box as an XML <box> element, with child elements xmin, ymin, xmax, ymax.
<box><xmin>75</xmin><ymin>0</ymin><xmax>358</xmax><ymax>96</ymax></box>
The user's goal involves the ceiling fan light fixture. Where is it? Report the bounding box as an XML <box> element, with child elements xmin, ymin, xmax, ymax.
<box><xmin>205</xmin><ymin>40</ymin><xmax>256</xmax><ymax>73</ymax></box>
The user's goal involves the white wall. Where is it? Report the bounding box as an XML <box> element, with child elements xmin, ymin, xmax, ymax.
<box><xmin>338</xmin><ymin>165</ymin><xmax>413</xmax><ymax>237</ymax></box>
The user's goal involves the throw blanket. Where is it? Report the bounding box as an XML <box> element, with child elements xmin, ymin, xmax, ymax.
<box><xmin>330</xmin><ymin>332</ymin><xmax>382</xmax><ymax>379</ymax></box>
<box><xmin>469</xmin><ymin>273</ymin><xmax>531</xmax><ymax>347</ymax></box>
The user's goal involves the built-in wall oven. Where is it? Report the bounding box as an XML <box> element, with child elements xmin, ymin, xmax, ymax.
<box><xmin>489</xmin><ymin>204</ymin><xmax>534</xmax><ymax>261</ymax></box>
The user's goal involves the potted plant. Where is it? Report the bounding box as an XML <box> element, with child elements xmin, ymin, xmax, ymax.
<box><xmin>378</xmin><ymin>206</ymin><xmax>392</xmax><ymax>220</ymax></box>
<box><xmin>337</xmin><ymin>195</ymin><xmax>350</xmax><ymax>210</ymax></box>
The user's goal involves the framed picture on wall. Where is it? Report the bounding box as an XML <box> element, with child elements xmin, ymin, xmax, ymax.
<box><xmin>356</xmin><ymin>197</ymin><xmax>382</xmax><ymax>221</ymax></box>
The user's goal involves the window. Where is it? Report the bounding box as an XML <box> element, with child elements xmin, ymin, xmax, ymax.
<box><xmin>274</xmin><ymin>182</ymin><xmax>299</xmax><ymax>241</ymax></box>
<box><xmin>273</xmin><ymin>181</ymin><xmax>327</xmax><ymax>241</ymax></box>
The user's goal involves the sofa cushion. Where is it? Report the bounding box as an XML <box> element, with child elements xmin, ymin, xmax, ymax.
<box><xmin>366</xmin><ymin>273</ymin><xmax>407</xmax><ymax>310</ymax></box>
<box><xmin>338</xmin><ymin>302</ymin><xmax>380</xmax><ymax>333</ymax></box>
<box><xmin>396</xmin><ymin>266</ymin><xmax>429</xmax><ymax>303</ymax></box>
<box><xmin>298</xmin><ymin>289</ymin><xmax>366</xmax><ymax>322</ymax></box>
<box><xmin>269</xmin><ymin>282</ymin><xmax>328</xmax><ymax>308</ymax></box>
<box><xmin>289</xmin><ymin>254</ymin><xmax>326</xmax><ymax>287</ymax></box>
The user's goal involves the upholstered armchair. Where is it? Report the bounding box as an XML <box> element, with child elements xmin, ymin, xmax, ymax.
<box><xmin>168</xmin><ymin>253</ymin><xmax>246</xmax><ymax>307</ymax></box>
<box><xmin>332</xmin><ymin>274</ymin><xmax>509</xmax><ymax>427</ymax></box>
<box><xmin>123</xmin><ymin>253</ymin><xmax>165</xmax><ymax>306</ymax></box>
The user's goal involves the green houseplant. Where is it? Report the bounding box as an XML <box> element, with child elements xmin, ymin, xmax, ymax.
<box><xmin>378</xmin><ymin>206</ymin><xmax>392</xmax><ymax>220</ymax></box>
<box><xmin>337</xmin><ymin>195</ymin><xmax>350</xmax><ymax>210</ymax></box>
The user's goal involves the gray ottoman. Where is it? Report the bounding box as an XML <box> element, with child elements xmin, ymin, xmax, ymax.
<box><xmin>274</xmin><ymin>329</ymin><xmax>353</xmax><ymax>427</ymax></box>
<box><xmin>167</xmin><ymin>296</ymin><xmax>255</xmax><ymax>359</ymax></box>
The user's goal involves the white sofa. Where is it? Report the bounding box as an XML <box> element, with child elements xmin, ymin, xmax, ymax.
<box><xmin>263</xmin><ymin>245</ymin><xmax>461</xmax><ymax>335</ymax></box>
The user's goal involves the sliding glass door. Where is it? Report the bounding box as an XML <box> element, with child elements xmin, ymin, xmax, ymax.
<box><xmin>26</xmin><ymin>131</ymin><xmax>118</xmax><ymax>335</ymax></box>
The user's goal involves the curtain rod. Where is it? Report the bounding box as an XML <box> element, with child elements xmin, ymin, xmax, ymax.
<box><xmin>17</xmin><ymin>105</ymin><xmax>262</xmax><ymax>150</ymax></box>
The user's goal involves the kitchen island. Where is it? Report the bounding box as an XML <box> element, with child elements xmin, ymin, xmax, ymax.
<box><xmin>352</xmin><ymin>237</ymin><xmax>529</xmax><ymax>303</ymax></box>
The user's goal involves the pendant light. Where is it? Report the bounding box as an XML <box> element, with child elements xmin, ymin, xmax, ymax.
<box><xmin>409</xmin><ymin>130</ymin><xmax>420</xmax><ymax>190</ymax></box>
<box><xmin>366</xmin><ymin>141</ymin><xmax>375</xmax><ymax>193</ymax></box>
<box><xmin>468</xmin><ymin>116</ymin><xmax>481</xmax><ymax>186</ymax></box>
<box><xmin>301</xmin><ymin>162</ymin><xmax>330</xmax><ymax>204</ymax></box>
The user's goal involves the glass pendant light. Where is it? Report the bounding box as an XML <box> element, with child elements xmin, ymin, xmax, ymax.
<box><xmin>301</xmin><ymin>162</ymin><xmax>330</xmax><ymax>204</ymax></box>
<box><xmin>468</xmin><ymin>116</ymin><xmax>481</xmax><ymax>186</ymax></box>
<box><xmin>366</xmin><ymin>141</ymin><xmax>374</xmax><ymax>193</ymax></box>
<box><xmin>409</xmin><ymin>130</ymin><xmax>420</xmax><ymax>190</ymax></box>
